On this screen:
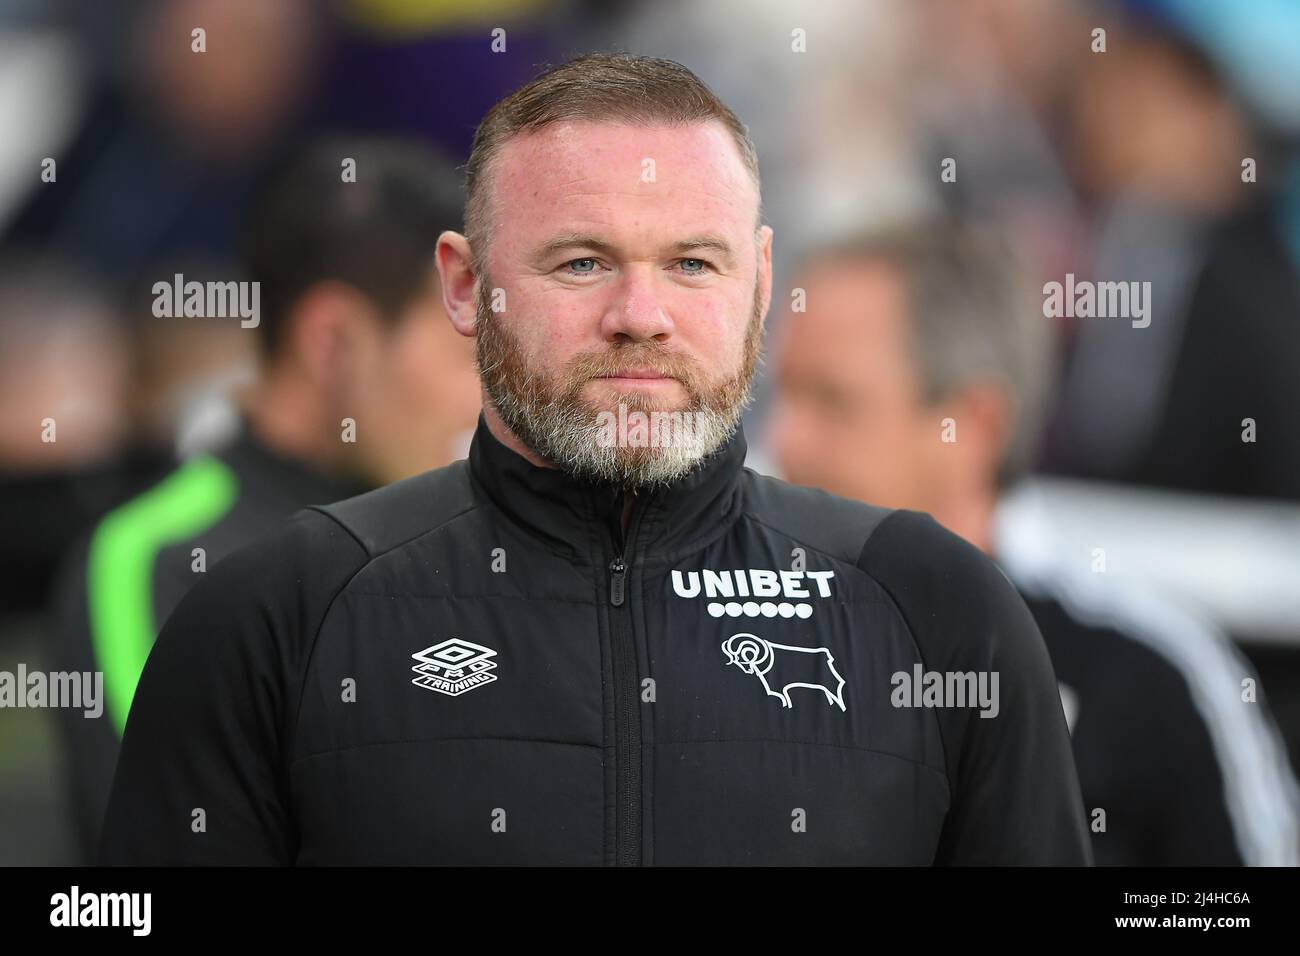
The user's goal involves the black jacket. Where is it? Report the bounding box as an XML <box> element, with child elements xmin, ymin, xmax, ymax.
<box><xmin>53</xmin><ymin>426</ymin><xmax>356</xmax><ymax>861</ymax></box>
<box><xmin>1016</xmin><ymin>576</ymin><xmax>1300</xmax><ymax>866</ymax></box>
<box><xmin>100</xmin><ymin>417</ymin><xmax>1091</xmax><ymax>865</ymax></box>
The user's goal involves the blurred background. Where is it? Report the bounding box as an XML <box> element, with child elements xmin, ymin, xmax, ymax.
<box><xmin>2</xmin><ymin>0</ymin><xmax>1299</xmax><ymax>865</ymax></box>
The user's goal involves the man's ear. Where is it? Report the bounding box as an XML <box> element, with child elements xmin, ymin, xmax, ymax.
<box><xmin>436</xmin><ymin>230</ymin><xmax>478</xmax><ymax>338</ymax></box>
<box><xmin>756</xmin><ymin>225</ymin><xmax>775</xmax><ymax>322</ymax></box>
<box><xmin>950</xmin><ymin>381</ymin><xmax>1016</xmax><ymax>483</ymax></box>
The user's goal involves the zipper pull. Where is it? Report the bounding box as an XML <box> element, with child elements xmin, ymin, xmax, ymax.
<box><xmin>609</xmin><ymin>557</ymin><xmax>627</xmax><ymax>607</ymax></box>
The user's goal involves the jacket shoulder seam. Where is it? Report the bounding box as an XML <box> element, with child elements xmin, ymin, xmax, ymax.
<box><xmin>306</xmin><ymin>496</ymin><xmax>484</xmax><ymax>562</ymax></box>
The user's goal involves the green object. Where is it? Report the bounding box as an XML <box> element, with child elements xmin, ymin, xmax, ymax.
<box><xmin>87</xmin><ymin>456</ymin><xmax>238</xmax><ymax>736</ymax></box>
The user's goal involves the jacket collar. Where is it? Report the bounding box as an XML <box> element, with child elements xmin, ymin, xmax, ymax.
<box><xmin>466</xmin><ymin>412</ymin><xmax>747</xmax><ymax>565</ymax></box>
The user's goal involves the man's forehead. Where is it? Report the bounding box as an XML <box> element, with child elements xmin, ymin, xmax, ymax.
<box><xmin>489</xmin><ymin>119</ymin><xmax>757</xmax><ymax>228</ymax></box>
<box><xmin>797</xmin><ymin>257</ymin><xmax>906</xmax><ymax>310</ymax></box>
<box><xmin>498</xmin><ymin>118</ymin><xmax>748</xmax><ymax>176</ymax></box>
<box><xmin>784</xmin><ymin>260</ymin><xmax>909</xmax><ymax>348</ymax></box>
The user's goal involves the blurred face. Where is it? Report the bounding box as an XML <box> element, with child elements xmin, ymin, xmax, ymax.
<box><xmin>1070</xmin><ymin>38</ymin><xmax>1245</xmax><ymax>212</ymax></box>
<box><xmin>768</xmin><ymin>260</ymin><xmax>955</xmax><ymax>512</ymax></box>
<box><xmin>348</xmin><ymin>271</ymin><xmax>481</xmax><ymax>483</ymax></box>
<box><xmin>0</xmin><ymin>301</ymin><xmax>130</xmax><ymax>469</ymax></box>
<box><xmin>471</xmin><ymin>120</ymin><xmax>773</xmax><ymax>487</ymax></box>
<box><xmin>140</xmin><ymin>0</ymin><xmax>319</xmax><ymax>157</ymax></box>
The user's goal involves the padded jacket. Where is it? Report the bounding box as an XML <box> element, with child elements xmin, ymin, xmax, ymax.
<box><xmin>100</xmin><ymin>416</ymin><xmax>1092</xmax><ymax>865</ymax></box>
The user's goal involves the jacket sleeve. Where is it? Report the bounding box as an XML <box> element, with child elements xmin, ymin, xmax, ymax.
<box><xmin>97</xmin><ymin>510</ymin><xmax>367</xmax><ymax>865</ymax></box>
<box><xmin>858</xmin><ymin>510</ymin><xmax>1092</xmax><ymax>865</ymax></box>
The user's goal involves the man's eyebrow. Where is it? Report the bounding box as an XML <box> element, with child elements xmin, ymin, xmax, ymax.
<box><xmin>668</xmin><ymin>234</ymin><xmax>738</xmax><ymax>266</ymax></box>
<box><xmin>533</xmin><ymin>234</ymin><xmax>620</xmax><ymax>261</ymax></box>
<box><xmin>532</xmin><ymin>233</ymin><xmax>740</xmax><ymax>267</ymax></box>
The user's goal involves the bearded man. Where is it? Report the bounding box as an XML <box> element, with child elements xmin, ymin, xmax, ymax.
<box><xmin>99</xmin><ymin>54</ymin><xmax>1090</xmax><ymax>866</ymax></box>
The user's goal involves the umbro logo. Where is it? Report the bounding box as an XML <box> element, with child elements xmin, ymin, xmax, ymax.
<box><xmin>411</xmin><ymin>638</ymin><xmax>498</xmax><ymax>697</ymax></box>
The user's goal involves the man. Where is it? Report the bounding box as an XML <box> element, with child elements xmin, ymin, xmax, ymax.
<box><xmin>55</xmin><ymin>137</ymin><xmax>481</xmax><ymax>860</ymax></box>
<box><xmin>100</xmin><ymin>54</ymin><xmax>1089</xmax><ymax>865</ymax></box>
<box><xmin>769</xmin><ymin>221</ymin><xmax>1300</xmax><ymax>865</ymax></box>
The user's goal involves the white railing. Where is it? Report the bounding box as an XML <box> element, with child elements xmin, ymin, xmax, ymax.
<box><xmin>996</xmin><ymin>478</ymin><xmax>1300</xmax><ymax>645</ymax></box>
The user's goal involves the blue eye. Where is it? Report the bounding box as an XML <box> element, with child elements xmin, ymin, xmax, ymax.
<box><xmin>566</xmin><ymin>258</ymin><xmax>598</xmax><ymax>273</ymax></box>
<box><xmin>679</xmin><ymin>258</ymin><xmax>708</xmax><ymax>274</ymax></box>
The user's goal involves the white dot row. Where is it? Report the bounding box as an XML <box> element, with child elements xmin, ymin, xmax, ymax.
<box><xmin>707</xmin><ymin>601</ymin><xmax>813</xmax><ymax>619</ymax></box>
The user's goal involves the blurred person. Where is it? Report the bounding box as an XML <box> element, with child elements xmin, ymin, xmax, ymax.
<box><xmin>1048</xmin><ymin>21</ymin><xmax>1259</xmax><ymax>486</ymax></box>
<box><xmin>6</xmin><ymin>0</ymin><xmax>324</xmax><ymax>276</ymax></box>
<box><xmin>1118</xmin><ymin>162</ymin><xmax>1300</xmax><ymax>500</ymax></box>
<box><xmin>909</xmin><ymin>0</ymin><xmax>1089</xmax><ymax>272</ymax></box>
<box><xmin>1099</xmin><ymin>1</ymin><xmax>1300</xmax><ymax>502</ymax></box>
<box><xmin>0</xmin><ymin>261</ymin><xmax>130</xmax><ymax>474</ymax></box>
<box><xmin>0</xmin><ymin>257</ymin><xmax>153</xmax><ymax>617</ymax></box>
<box><xmin>0</xmin><ymin>254</ymin><xmax>261</xmax><ymax>626</ymax></box>
<box><xmin>906</xmin><ymin>2</ymin><xmax>1300</xmax><ymax>502</ymax></box>
<box><xmin>52</xmin><ymin>137</ymin><xmax>480</xmax><ymax>861</ymax></box>
<box><xmin>97</xmin><ymin>255</ymin><xmax>264</xmax><ymax>466</ymax></box>
<box><xmin>0</xmin><ymin>257</ymin><xmax>146</xmax><ymax>867</ymax></box>
<box><xmin>768</xmin><ymin>221</ymin><xmax>1300</xmax><ymax>865</ymax></box>
<box><xmin>99</xmin><ymin>54</ymin><xmax>1088</xmax><ymax>866</ymax></box>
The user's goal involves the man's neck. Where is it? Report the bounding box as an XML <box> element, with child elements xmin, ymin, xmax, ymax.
<box><xmin>938</xmin><ymin>491</ymin><xmax>997</xmax><ymax>556</ymax></box>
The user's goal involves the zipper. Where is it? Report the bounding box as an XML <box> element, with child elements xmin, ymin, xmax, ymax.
<box><xmin>607</xmin><ymin>489</ymin><xmax>645</xmax><ymax>865</ymax></box>
<box><xmin>609</xmin><ymin>557</ymin><xmax>626</xmax><ymax>606</ymax></box>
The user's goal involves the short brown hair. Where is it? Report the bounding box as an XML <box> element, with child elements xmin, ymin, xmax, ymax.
<box><xmin>464</xmin><ymin>53</ymin><xmax>762</xmax><ymax>274</ymax></box>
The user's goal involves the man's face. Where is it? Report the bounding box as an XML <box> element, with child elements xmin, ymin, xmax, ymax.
<box><xmin>347</xmin><ymin>270</ymin><xmax>481</xmax><ymax>484</ymax></box>
<box><xmin>768</xmin><ymin>260</ymin><xmax>954</xmax><ymax>512</ymax></box>
<box><xmin>473</xmin><ymin>120</ymin><xmax>772</xmax><ymax>487</ymax></box>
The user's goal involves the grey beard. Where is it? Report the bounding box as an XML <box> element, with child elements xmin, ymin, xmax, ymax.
<box><xmin>490</xmin><ymin>380</ymin><xmax>744</xmax><ymax>490</ymax></box>
<box><xmin>476</xmin><ymin>281</ymin><xmax>757</xmax><ymax>490</ymax></box>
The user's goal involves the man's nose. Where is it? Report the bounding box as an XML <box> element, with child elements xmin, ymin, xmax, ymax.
<box><xmin>599</xmin><ymin>269</ymin><xmax>674</xmax><ymax>342</ymax></box>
